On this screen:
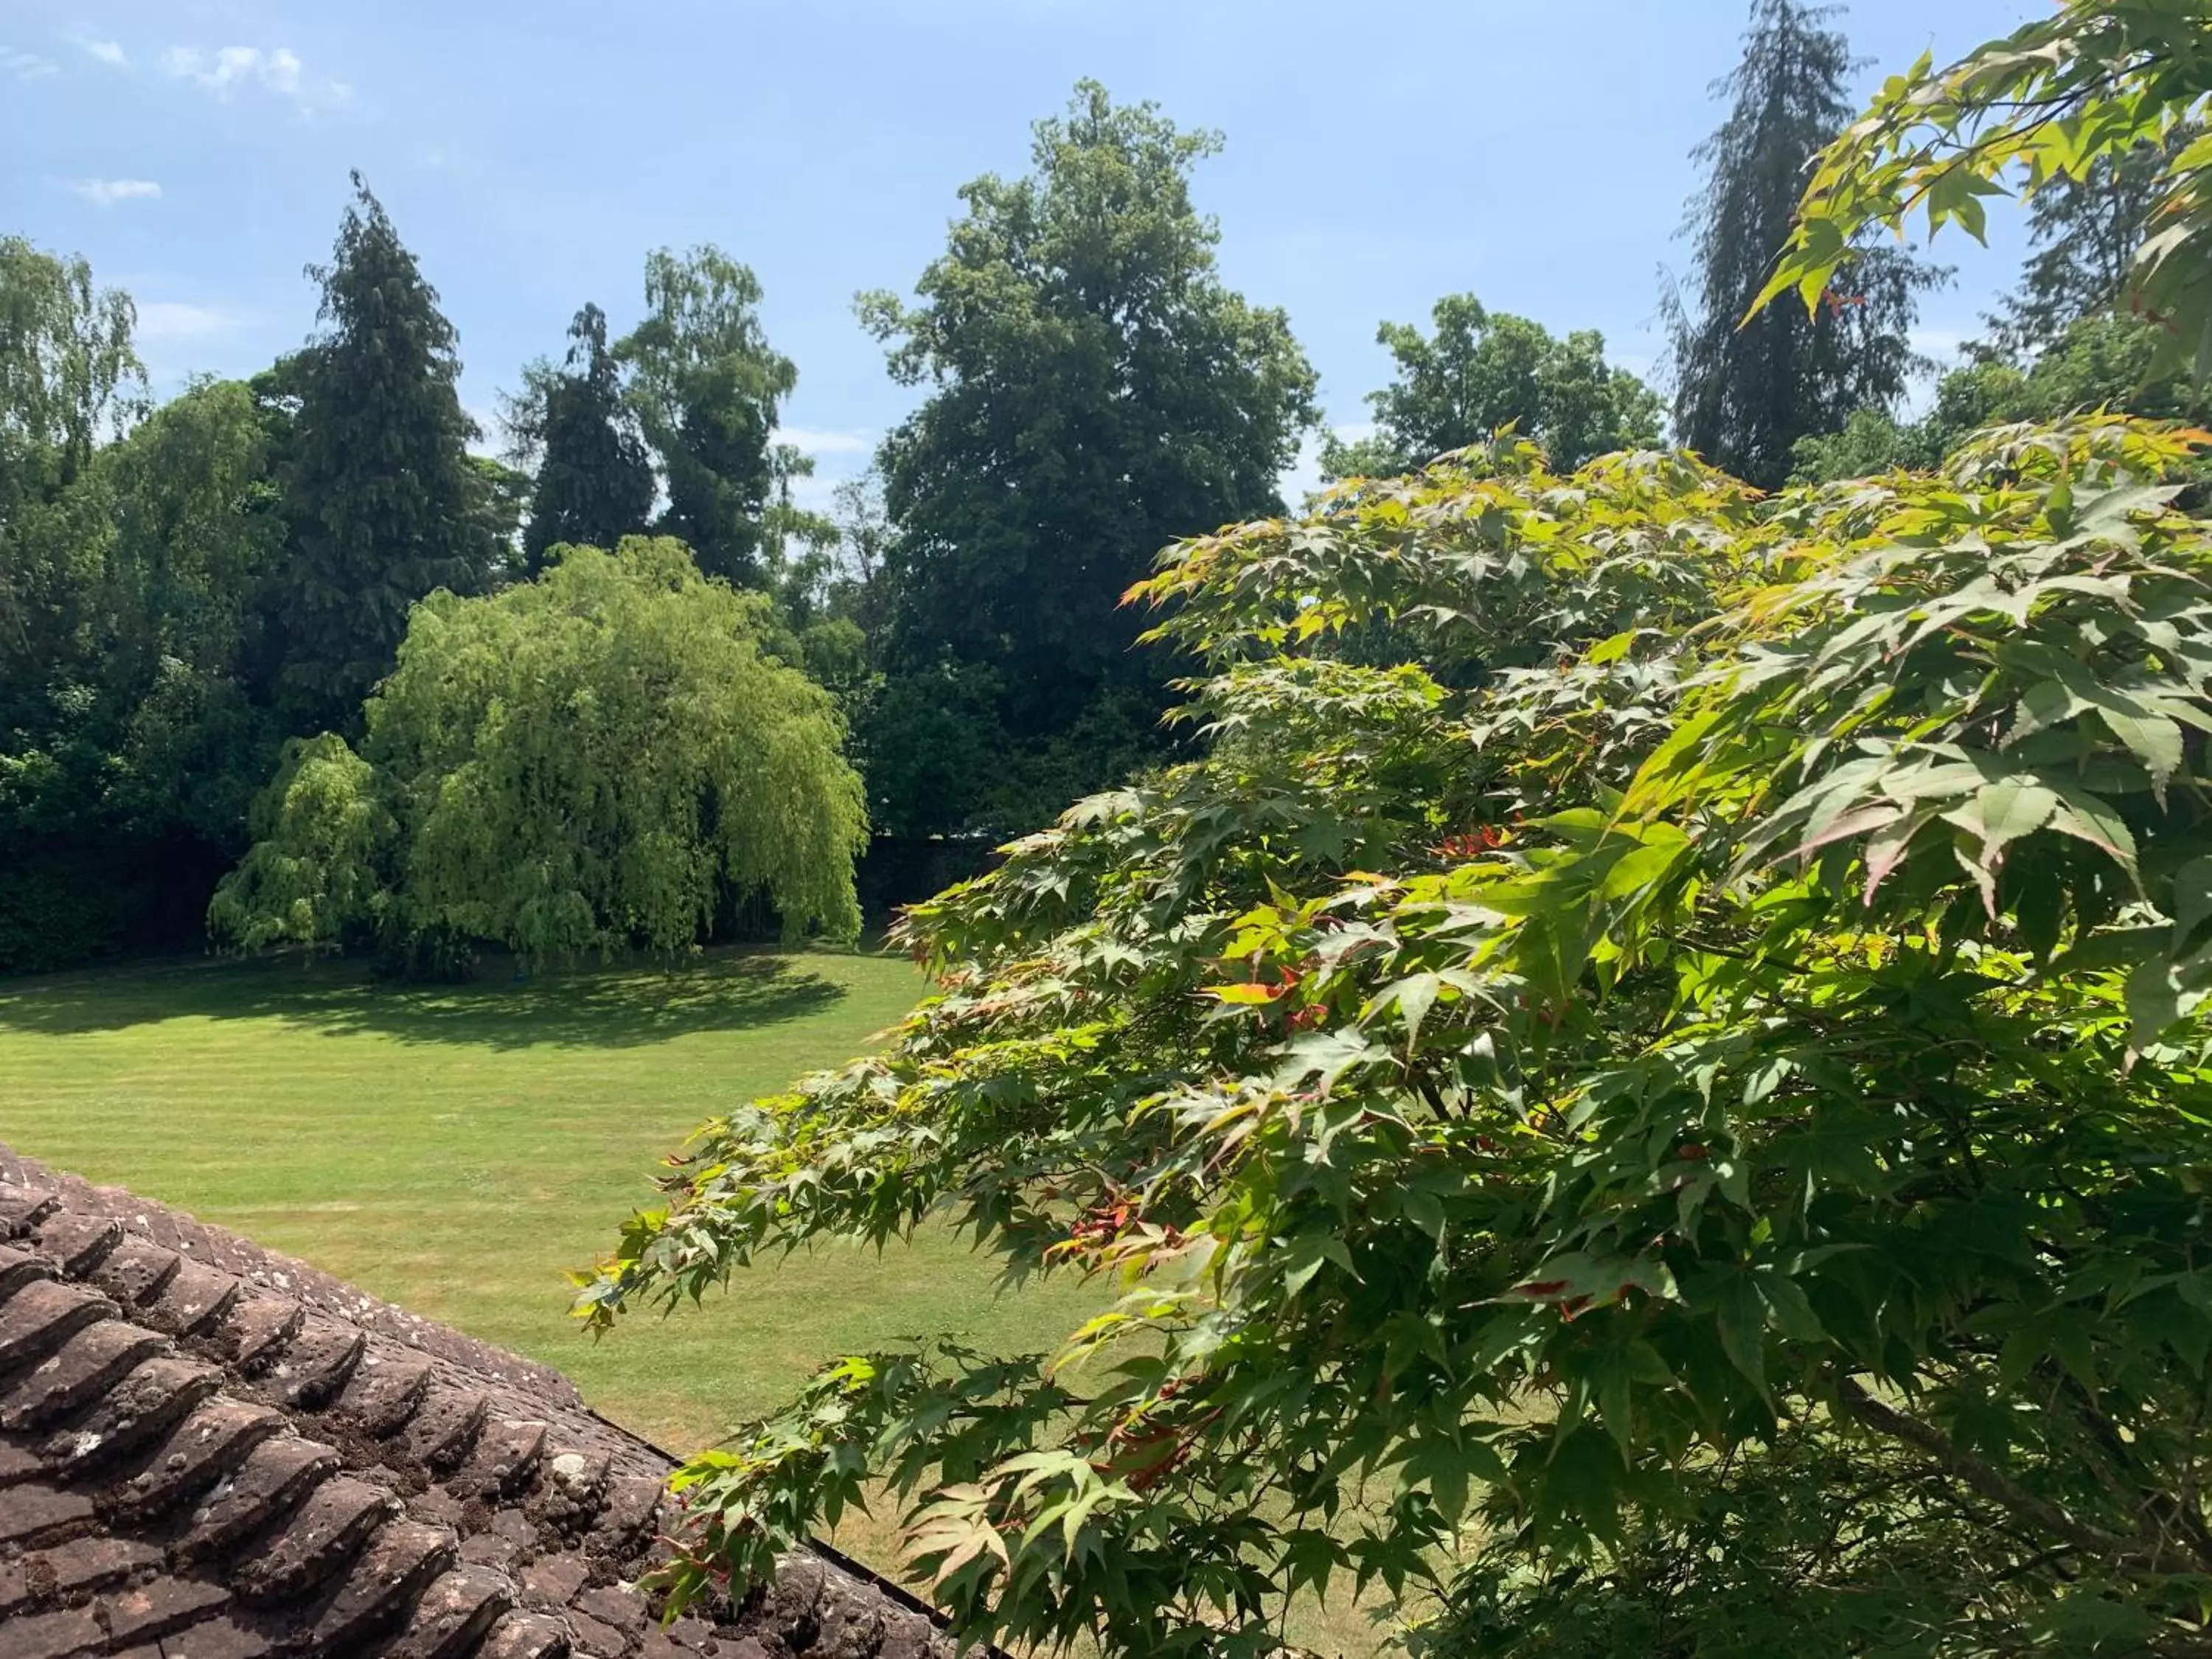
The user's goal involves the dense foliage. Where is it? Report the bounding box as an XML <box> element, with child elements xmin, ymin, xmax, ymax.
<box><xmin>0</xmin><ymin>243</ymin><xmax>288</xmax><ymax>971</ymax></box>
<box><xmin>211</xmin><ymin>538</ymin><xmax>867</xmax><ymax>966</ymax></box>
<box><xmin>859</xmin><ymin>80</ymin><xmax>1318</xmax><ymax>837</ymax></box>
<box><xmin>10</xmin><ymin>20</ymin><xmax>2049</xmax><ymax>973</ymax></box>
<box><xmin>1320</xmin><ymin>295</ymin><xmax>1662</xmax><ymax>483</ymax></box>
<box><xmin>1762</xmin><ymin>0</ymin><xmax>2212</xmax><ymax>378</ymax></box>
<box><xmin>585</xmin><ymin>417</ymin><xmax>2212</xmax><ymax>1656</ymax></box>
<box><xmin>267</xmin><ymin>173</ymin><xmax>498</xmax><ymax>736</ymax></box>
<box><xmin>615</xmin><ymin>246</ymin><xmax>824</xmax><ymax>592</ymax></box>
<box><xmin>510</xmin><ymin>303</ymin><xmax>655</xmax><ymax>575</ymax></box>
<box><xmin>1790</xmin><ymin>310</ymin><xmax>2212</xmax><ymax>484</ymax></box>
<box><xmin>1667</xmin><ymin>0</ymin><xmax>1939</xmax><ymax>489</ymax></box>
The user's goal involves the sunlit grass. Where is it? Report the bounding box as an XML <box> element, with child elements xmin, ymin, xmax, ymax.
<box><xmin>0</xmin><ymin>946</ymin><xmax>1416</xmax><ymax>1654</ymax></box>
<box><xmin>0</xmin><ymin>947</ymin><xmax>1099</xmax><ymax>1454</ymax></box>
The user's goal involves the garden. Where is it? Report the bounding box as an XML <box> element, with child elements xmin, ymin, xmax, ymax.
<box><xmin>8</xmin><ymin>1</ymin><xmax>2212</xmax><ymax>1654</ymax></box>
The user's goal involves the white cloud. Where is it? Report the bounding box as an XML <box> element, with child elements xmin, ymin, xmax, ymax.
<box><xmin>773</xmin><ymin>425</ymin><xmax>874</xmax><ymax>458</ymax></box>
<box><xmin>786</xmin><ymin>472</ymin><xmax>843</xmax><ymax>515</ymax></box>
<box><xmin>133</xmin><ymin>302</ymin><xmax>238</xmax><ymax>344</ymax></box>
<box><xmin>161</xmin><ymin>44</ymin><xmax>345</xmax><ymax>107</ymax></box>
<box><xmin>72</xmin><ymin>178</ymin><xmax>161</xmax><ymax>208</ymax></box>
<box><xmin>80</xmin><ymin>39</ymin><xmax>127</xmax><ymax>67</ymax></box>
<box><xmin>2</xmin><ymin>47</ymin><xmax>58</xmax><ymax>80</ymax></box>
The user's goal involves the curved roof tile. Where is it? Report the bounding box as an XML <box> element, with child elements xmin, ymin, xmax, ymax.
<box><xmin>0</xmin><ymin>1143</ymin><xmax>964</xmax><ymax>1659</ymax></box>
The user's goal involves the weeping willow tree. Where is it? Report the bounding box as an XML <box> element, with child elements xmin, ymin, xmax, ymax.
<box><xmin>209</xmin><ymin>537</ymin><xmax>866</xmax><ymax>966</ymax></box>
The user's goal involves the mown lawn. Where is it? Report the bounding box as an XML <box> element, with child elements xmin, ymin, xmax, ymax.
<box><xmin>0</xmin><ymin>947</ymin><xmax>1101</xmax><ymax>1456</ymax></box>
<box><xmin>0</xmin><ymin>947</ymin><xmax>1404</xmax><ymax>1653</ymax></box>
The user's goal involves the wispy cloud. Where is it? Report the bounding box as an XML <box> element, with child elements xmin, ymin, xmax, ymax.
<box><xmin>1</xmin><ymin>46</ymin><xmax>58</xmax><ymax>80</ymax></box>
<box><xmin>774</xmin><ymin>425</ymin><xmax>875</xmax><ymax>458</ymax></box>
<box><xmin>1910</xmin><ymin>326</ymin><xmax>1969</xmax><ymax>364</ymax></box>
<box><xmin>72</xmin><ymin>178</ymin><xmax>161</xmax><ymax>208</ymax></box>
<box><xmin>161</xmin><ymin>44</ymin><xmax>347</xmax><ymax>108</ymax></box>
<box><xmin>785</xmin><ymin>471</ymin><xmax>844</xmax><ymax>515</ymax></box>
<box><xmin>78</xmin><ymin>38</ymin><xmax>127</xmax><ymax>67</ymax></box>
<box><xmin>133</xmin><ymin>302</ymin><xmax>239</xmax><ymax>344</ymax></box>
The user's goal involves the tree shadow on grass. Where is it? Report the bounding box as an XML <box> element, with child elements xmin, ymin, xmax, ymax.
<box><xmin>0</xmin><ymin>948</ymin><xmax>852</xmax><ymax>1050</ymax></box>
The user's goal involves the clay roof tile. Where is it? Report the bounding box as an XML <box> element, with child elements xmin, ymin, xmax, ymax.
<box><xmin>0</xmin><ymin>1144</ymin><xmax>973</xmax><ymax>1658</ymax></box>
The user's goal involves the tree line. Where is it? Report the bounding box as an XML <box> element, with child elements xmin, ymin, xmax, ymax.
<box><xmin>0</xmin><ymin>0</ymin><xmax>2193</xmax><ymax>975</ymax></box>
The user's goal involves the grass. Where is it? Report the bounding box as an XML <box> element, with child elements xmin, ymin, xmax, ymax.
<box><xmin>0</xmin><ymin>946</ymin><xmax>1102</xmax><ymax>1457</ymax></box>
<box><xmin>0</xmin><ymin>945</ymin><xmax>1402</xmax><ymax>1655</ymax></box>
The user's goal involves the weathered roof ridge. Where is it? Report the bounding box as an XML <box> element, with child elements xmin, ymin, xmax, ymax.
<box><xmin>0</xmin><ymin>1141</ymin><xmax>961</xmax><ymax>1659</ymax></box>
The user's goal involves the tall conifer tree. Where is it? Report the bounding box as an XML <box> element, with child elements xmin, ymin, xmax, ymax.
<box><xmin>1668</xmin><ymin>0</ymin><xmax>1938</xmax><ymax>489</ymax></box>
<box><xmin>515</xmin><ymin>304</ymin><xmax>654</xmax><ymax>574</ymax></box>
<box><xmin>271</xmin><ymin>173</ymin><xmax>493</xmax><ymax>732</ymax></box>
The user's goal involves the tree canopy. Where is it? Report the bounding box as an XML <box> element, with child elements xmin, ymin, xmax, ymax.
<box><xmin>0</xmin><ymin>236</ymin><xmax>144</xmax><ymax>479</ymax></box>
<box><xmin>211</xmin><ymin>538</ymin><xmax>867</xmax><ymax>966</ymax></box>
<box><xmin>585</xmin><ymin>416</ymin><xmax>2212</xmax><ymax>1656</ymax></box>
<box><xmin>1669</xmin><ymin>0</ymin><xmax>1939</xmax><ymax>489</ymax></box>
<box><xmin>860</xmin><ymin>80</ymin><xmax>1318</xmax><ymax>836</ymax></box>
<box><xmin>1760</xmin><ymin>0</ymin><xmax>2212</xmax><ymax>379</ymax></box>
<box><xmin>1792</xmin><ymin>310</ymin><xmax>2211</xmax><ymax>483</ymax></box>
<box><xmin>1323</xmin><ymin>295</ymin><xmax>1662</xmax><ymax>481</ymax></box>
<box><xmin>0</xmin><ymin>242</ymin><xmax>286</xmax><ymax>973</ymax></box>
<box><xmin>615</xmin><ymin>246</ymin><xmax>816</xmax><ymax>591</ymax></box>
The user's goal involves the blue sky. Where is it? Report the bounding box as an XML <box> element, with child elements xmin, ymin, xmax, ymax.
<box><xmin>4</xmin><ymin>0</ymin><xmax>2045</xmax><ymax>504</ymax></box>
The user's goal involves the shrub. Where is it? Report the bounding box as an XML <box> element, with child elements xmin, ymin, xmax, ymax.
<box><xmin>587</xmin><ymin>422</ymin><xmax>2212</xmax><ymax>1655</ymax></box>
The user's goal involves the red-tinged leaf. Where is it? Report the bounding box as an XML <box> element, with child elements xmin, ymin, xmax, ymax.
<box><xmin>1861</xmin><ymin>810</ymin><xmax>1929</xmax><ymax>902</ymax></box>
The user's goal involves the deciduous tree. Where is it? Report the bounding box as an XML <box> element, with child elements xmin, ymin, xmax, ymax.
<box><xmin>615</xmin><ymin>248</ymin><xmax>815</xmax><ymax>589</ymax></box>
<box><xmin>0</xmin><ymin>237</ymin><xmax>144</xmax><ymax>477</ymax></box>
<box><xmin>586</xmin><ymin>419</ymin><xmax>2212</xmax><ymax>1657</ymax></box>
<box><xmin>861</xmin><ymin>80</ymin><xmax>1318</xmax><ymax>835</ymax></box>
<box><xmin>1</xmin><ymin>248</ymin><xmax>285</xmax><ymax>969</ymax></box>
<box><xmin>1791</xmin><ymin>310</ymin><xmax>2211</xmax><ymax>481</ymax></box>
<box><xmin>1323</xmin><ymin>294</ymin><xmax>1661</xmax><ymax>480</ymax></box>
<box><xmin>212</xmin><ymin>538</ymin><xmax>867</xmax><ymax>967</ymax></box>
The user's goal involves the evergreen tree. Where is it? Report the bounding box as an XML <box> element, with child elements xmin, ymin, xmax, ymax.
<box><xmin>614</xmin><ymin>247</ymin><xmax>809</xmax><ymax>588</ymax></box>
<box><xmin>270</xmin><ymin>173</ymin><xmax>494</xmax><ymax>734</ymax></box>
<box><xmin>1667</xmin><ymin>0</ymin><xmax>1940</xmax><ymax>489</ymax></box>
<box><xmin>514</xmin><ymin>304</ymin><xmax>653</xmax><ymax>574</ymax></box>
<box><xmin>863</xmin><ymin>80</ymin><xmax>1318</xmax><ymax>835</ymax></box>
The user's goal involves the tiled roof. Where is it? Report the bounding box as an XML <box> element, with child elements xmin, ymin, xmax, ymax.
<box><xmin>0</xmin><ymin>1143</ymin><xmax>961</xmax><ymax>1659</ymax></box>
